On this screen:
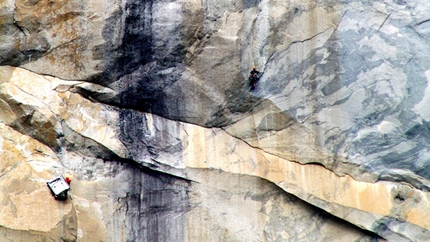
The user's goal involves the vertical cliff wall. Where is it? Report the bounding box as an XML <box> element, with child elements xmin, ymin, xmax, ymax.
<box><xmin>1</xmin><ymin>0</ymin><xmax>430</xmax><ymax>241</ymax></box>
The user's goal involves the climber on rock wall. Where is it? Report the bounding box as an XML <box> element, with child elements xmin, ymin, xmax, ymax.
<box><xmin>249</xmin><ymin>66</ymin><xmax>261</xmax><ymax>91</ymax></box>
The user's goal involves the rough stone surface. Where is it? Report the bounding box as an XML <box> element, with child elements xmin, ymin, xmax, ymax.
<box><xmin>1</xmin><ymin>0</ymin><xmax>430</xmax><ymax>241</ymax></box>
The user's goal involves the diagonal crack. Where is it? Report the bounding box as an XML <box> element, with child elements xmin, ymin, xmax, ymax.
<box><xmin>378</xmin><ymin>12</ymin><xmax>392</xmax><ymax>31</ymax></box>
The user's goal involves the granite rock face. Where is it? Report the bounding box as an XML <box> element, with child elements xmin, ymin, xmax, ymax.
<box><xmin>1</xmin><ymin>0</ymin><xmax>430</xmax><ymax>241</ymax></box>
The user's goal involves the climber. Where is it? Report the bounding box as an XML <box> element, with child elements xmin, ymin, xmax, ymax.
<box><xmin>249</xmin><ymin>66</ymin><xmax>260</xmax><ymax>91</ymax></box>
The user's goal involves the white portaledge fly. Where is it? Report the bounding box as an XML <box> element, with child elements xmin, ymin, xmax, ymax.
<box><xmin>47</xmin><ymin>176</ymin><xmax>70</xmax><ymax>200</ymax></box>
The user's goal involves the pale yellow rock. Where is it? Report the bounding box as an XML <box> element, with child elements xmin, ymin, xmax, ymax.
<box><xmin>0</xmin><ymin>121</ymin><xmax>120</xmax><ymax>240</ymax></box>
<box><xmin>0</xmin><ymin>66</ymin><xmax>128</xmax><ymax>158</ymax></box>
<box><xmin>185</xmin><ymin>169</ymin><xmax>380</xmax><ymax>242</ymax></box>
<box><xmin>181</xmin><ymin>121</ymin><xmax>430</xmax><ymax>233</ymax></box>
<box><xmin>56</xmin><ymin>91</ymin><xmax>127</xmax><ymax>158</ymax></box>
<box><xmin>0</xmin><ymin>124</ymin><xmax>72</xmax><ymax>232</ymax></box>
<box><xmin>225</xmin><ymin>100</ymin><xmax>332</xmax><ymax>165</ymax></box>
<box><xmin>0</xmin><ymin>67</ymin><xmax>132</xmax><ymax>239</ymax></box>
<box><xmin>0</xmin><ymin>123</ymin><xmax>58</xmax><ymax>167</ymax></box>
<box><xmin>72</xmin><ymin>196</ymin><xmax>108</xmax><ymax>241</ymax></box>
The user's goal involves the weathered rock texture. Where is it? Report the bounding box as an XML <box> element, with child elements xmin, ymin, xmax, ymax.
<box><xmin>1</xmin><ymin>0</ymin><xmax>430</xmax><ymax>241</ymax></box>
